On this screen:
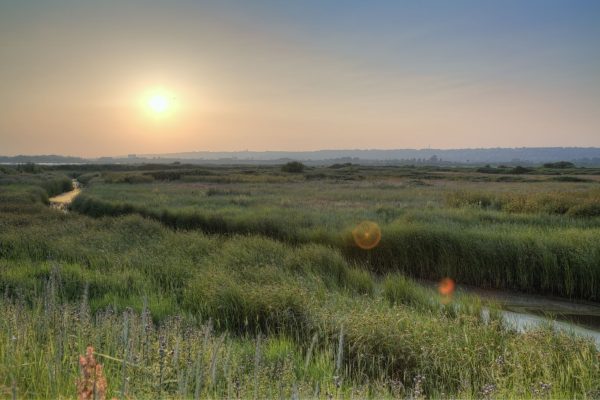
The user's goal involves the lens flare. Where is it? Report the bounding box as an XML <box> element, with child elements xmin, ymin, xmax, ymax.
<box><xmin>438</xmin><ymin>278</ymin><xmax>455</xmax><ymax>296</ymax></box>
<box><xmin>352</xmin><ymin>221</ymin><xmax>381</xmax><ymax>250</ymax></box>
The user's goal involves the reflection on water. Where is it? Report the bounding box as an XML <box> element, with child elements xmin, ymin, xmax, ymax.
<box><xmin>49</xmin><ymin>179</ymin><xmax>81</xmax><ymax>212</ymax></box>
<box><xmin>464</xmin><ymin>285</ymin><xmax>600</xmax><ymax>348</ymax></box>
<box><xmin>501</xmin><ymin>310</ymin><xmax>600</xmax><ymax>348</ymax></box>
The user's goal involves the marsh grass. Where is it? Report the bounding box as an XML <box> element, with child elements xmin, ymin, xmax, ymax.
<box><xmin>2</xmin><ymin>167</ymin><xmax>600</xmax><ymax>398</ymax></box>
<box><xmin>70</xmin><ymin>178</ymin><xmax>600</xmax><ymax>301</ymax></box>
<box><xmin>446</xmin><ymin>189</ymin><xmax>600</xmax><ymax>216</ymax></box>
<box><xmin>2</xmin><ymin>275</ymin><xmax>598</xmax><ymax>399</ymax></box>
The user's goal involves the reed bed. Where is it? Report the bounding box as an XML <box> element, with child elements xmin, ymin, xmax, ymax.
<box><xmin>70</xmin><ymin>178</ymin><xmax>600</xmax><ymax>301</ymax></box>
<box><xmin>2</xmin><ymin>168</ymin><xmax>600</xmax><ymax>398</ymax></box>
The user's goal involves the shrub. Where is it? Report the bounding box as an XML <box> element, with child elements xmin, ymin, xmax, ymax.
<box><xmin>510</xmin><ymin>166</ymin><xmax>532</xmax><ymax>174</ymax></box>
<box><xmin>543</xmin><ymin>161</ymin><xmax>575</xmax><ymax>169</ymax></box>
<box><xmin>102</xmin><ymin>172</ymin><xmax>154</xmax><ymax>184</ymax></box>
<box><xmin>16</xmin><ymin>163</ymin><xmax>43</xmax><ymax>173</ymax></box>
<box><xmin>76</xmin><ymin>172</ymin><xmax>100</xmax><ymax>185</ymax></box>
<box><xmin>281</xmin><ymin>161</ymin><xmax>305</xmax><ymax>173</ymax></box>
<box><xmin>121</xmin><ymin>174</ymin><xmax>154</xmax><ymax>184</ymax></box>
<box><xmin>144</xmin><ymin>170</ymin><xmax>181</xmax><ymax>181</ymax></box>
<box><xmin>551</xmin><ymin>176</ymin><xmax>589</xmax><ymax>182</ymax></box>
<box><xmin>476</xmin><ymin>165</ymin><xmax>504</xmax><ymax>174</ymax></box>
<box><xmin>328</xmin><ymin>163</ymin><xmax>353</xmax><ymax>169</ymax></box>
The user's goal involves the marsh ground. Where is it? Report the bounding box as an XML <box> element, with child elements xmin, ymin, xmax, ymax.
<box><xmin>1</xmin><ymin>163</ymin><xmax>599</xmax><ymax>398</ymax></box>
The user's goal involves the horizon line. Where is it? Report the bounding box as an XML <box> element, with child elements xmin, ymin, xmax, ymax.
<box><xmin>2</xmin><ymin>146</ymin><xmax>600</xmax><ymax>159</ymax></box>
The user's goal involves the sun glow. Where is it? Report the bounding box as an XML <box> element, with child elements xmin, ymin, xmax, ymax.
<box><xmin>148</xmin><ymin>94</ymin><xmax>170</xmax><ymax>113</ymax></box>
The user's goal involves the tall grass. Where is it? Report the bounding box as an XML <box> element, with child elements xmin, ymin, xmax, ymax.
<box><xmin>446</xmin><ymin>189</ymin><xmax>600</xmax><ymax>216</ymax></box>
<box><xmin>344</xmin><ymin>223</ymin><xmax>600</xmax><ymax>300</ymax></box>
<box><xmin>2</xmin><ymin>271</ymin><xmax>598</xmax><ymax>398</ymax></box>
<box><xmin>2</xmin><ymin>170</ymin><xmax>600</xmax><ymax>398</ymax></box>
<box><xmin>70</xmin><ymin>181</ymin><xmax>600</xmax><ymax>301</ymax></box>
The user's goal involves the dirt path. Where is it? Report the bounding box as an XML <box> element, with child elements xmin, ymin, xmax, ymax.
<box><xmin>49</xmin><ymin>180</ymin><xmax>81</xmax><ymax>211</ymax></box>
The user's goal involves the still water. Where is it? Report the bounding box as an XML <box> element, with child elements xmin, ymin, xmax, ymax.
<box><xmin>461</xmin><ymin>285</ymin><xmax>600</xmax><ymax>348</ymax></box>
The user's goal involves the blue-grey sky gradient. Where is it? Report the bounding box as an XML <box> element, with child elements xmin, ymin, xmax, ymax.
<box><xmin>1</xmin><ymin>0</ymin><xmax>599</xmax><ymax>156</ymax></box>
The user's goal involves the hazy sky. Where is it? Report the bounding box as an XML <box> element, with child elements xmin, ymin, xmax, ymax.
<box><xmin>1</xmin><ymin>0</ymin><xmax>599</xmax><ymax>157</ymax></box>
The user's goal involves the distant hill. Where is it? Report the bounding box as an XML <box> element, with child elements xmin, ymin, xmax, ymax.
<box><xmin>2</xmin><ymin>147</ymin><xmax>600</xmax><ymax>166</ymax></box>
<box><xmin>0</xmin><ymin>154</ymin><xmax>87</xmax><ymax>164</ymax></box>
<box><xmin>140</xmin><ymin>147</ymin><xmax>600</xmax><ymax>164</ymax></box>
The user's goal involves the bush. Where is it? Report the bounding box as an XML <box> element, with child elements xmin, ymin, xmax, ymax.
<box><xmin>551</xmin><ymin>176</ymin><xmax>589</xmax><ymax>182</ymax></box>
<box><xmin>144</xmin><ymin>170</ymin><xmax>181</xmax><ymax>181</ymax></box>
<box><xmin>510</xmin><ymin>166</ymin><xmax>532</xmax><ymax>174</ymax></box>
<box><xmin>543</xmin><ymin>161</ymin><xmax>575</xmax><ymax>169</ymax></box>
<box><xmin>328</xmin><ymin>163</ymin><xmax>353</xmax><ymax>169</ymax></box>
<box><xmin>476</xmin><ymin>165</ymin><xmax>506</xmax><ymax>174</ymax></box>
<box><xmin>103</xmin><ymin>173</ymin><xmax>154</xmax><ymax>184</ymax></box>
<box><xmin>281</xmin><ymin>161</ymin><xmax>305</xmax><ymax>173</ymax></box>
<box><xmin>16</xmin><ymin>163</ymin><xmax>43</xmax><ymax>174</ymax></box>
<box><xmin>76</xmin><ymin>172</ymin><xmax>100</xmax><ymax>185</ymax></box>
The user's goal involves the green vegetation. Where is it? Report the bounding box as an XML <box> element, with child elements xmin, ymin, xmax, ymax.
<box><xmin>69</xmin><ymin>166</ymin><xmax>600</xmax><ymax>301</ymax></box>
<box><xmin>1</xmin><ymin>164</ymin><xmax>600</xmax><ymax>398</ymax></box>
<box><xmin>445</xmin><ymin>189</ymin><xmax>600</xmax><ymax>216</ymax></box>
<box><xmin>543</xmin><ymin>161</ymin><xmax>576</xmax><ymax>169</ymax></box>
<box><xmin>281</xmin><ymin>161</ymin><xmax>306</xmax><ymax>173</ymax></box>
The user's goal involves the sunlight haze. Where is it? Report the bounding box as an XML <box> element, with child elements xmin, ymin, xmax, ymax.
<box><xmin>1</xmin><ymin>0</ymin><xmax>599</xmax><ymax>157</ymax></box>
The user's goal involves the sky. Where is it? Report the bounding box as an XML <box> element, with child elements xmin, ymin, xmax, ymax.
<box><xmin>1</xmin><ymin>0</ymin><xmax>599</xmax><ymax>157</ymax></box>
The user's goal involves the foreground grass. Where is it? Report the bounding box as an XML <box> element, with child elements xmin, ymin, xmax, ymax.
<box><xmin>2</xmin><ymin>291</ymin><xmax>599</xmax><ymax>399</ymax></box>
<box><xmin>1</xmin><ymin>169</ymin><xmax>600</xmax><ymax>398</ymax></box>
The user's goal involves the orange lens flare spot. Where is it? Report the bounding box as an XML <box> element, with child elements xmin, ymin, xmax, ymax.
<box><xmin>352</xmin><ymin>221</ymin><xmax>382</xmax><ymax>250</ymax></box>
<box><xmin>438</xmin><ymin>278</ymin><xmax>455</xmax><ymax>296</ymax></box>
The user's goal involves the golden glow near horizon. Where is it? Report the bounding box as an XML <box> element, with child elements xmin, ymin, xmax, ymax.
<box><xmin>1</xmin><ymin>2</ymin><xmax>599</xmax><ymax>157</ymax></box>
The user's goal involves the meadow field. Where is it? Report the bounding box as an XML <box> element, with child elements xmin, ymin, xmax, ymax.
<box><xmin>1</xmin><ymin>163</ymin><xmax>600</xmax><ymax>398</ymax></box>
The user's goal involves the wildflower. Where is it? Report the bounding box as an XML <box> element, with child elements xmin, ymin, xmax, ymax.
<box><xmin>481</xmin><ymin>383</ymin><xmax>496</xmax><ymax>399</ymax></box>
<box><xmin>389</xmin><ymin>378</ymin><xmax>404</xmax><ymax>397</ymax></box>
<box><xmin>531</xmin><ymin>381</ymin><xmax>552</xmax><ymax>398</ymax></box>
<box><xmin>413</xmin><ymin>374</ymin><xmax>425</xmax><ymax>398</ymax></box>
<box><xmin>77</xmin><ymin>346</ymin><xmax>108</xmax><ymax>400</ymax></box>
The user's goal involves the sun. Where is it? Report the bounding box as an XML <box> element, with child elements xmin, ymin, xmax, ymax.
<box><xmin>148</xmin><ymin>94</ymin><xmax>170</xmax><ymax>113</ymax></box>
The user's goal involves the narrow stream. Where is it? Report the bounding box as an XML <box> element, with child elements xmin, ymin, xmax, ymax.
<box><xmin>49</xmin><ymin>179</ymin><xmax>81</xmax><ymax>211</ymax></box>
<box><xmin>458</xmin><ymin>285</ymin><xmax>600</xmax><ymax>348</ymax></box>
